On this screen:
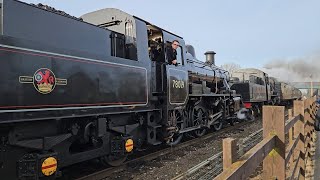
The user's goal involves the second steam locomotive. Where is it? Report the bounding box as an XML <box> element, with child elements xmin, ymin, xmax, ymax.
<box><xmin>230</xmin><ymin>68</ymin><xmax>302</xmax><ymax>116</ymax></box>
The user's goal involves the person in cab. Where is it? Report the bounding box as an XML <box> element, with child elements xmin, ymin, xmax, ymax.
<box><xmin>166</xmin><ymin>40</ymin><xmax>179</xmax><ymax>66</ymax></box>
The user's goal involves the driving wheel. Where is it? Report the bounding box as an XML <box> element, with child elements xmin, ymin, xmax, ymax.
<box><xmin>191</xmin><ymin>105</ymin><xmax>207</xmax><ymax>137</ymax></box>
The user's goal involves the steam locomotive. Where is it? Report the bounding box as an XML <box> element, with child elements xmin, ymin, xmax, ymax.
<box><xmin>0</xmin><ymin>0</ymin><xmax>245</xmax><ymax>179</ymax></box>
<box><xmin>230</xmin><ymin>68</ymin><xmax>302</xmax><ymax>116</ymax></box>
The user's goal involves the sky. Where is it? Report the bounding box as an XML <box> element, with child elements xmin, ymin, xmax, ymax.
<box><xmin>21</xmin><ymin>0</ymin><xmax>320</xmax><ymax>69</ymax></box>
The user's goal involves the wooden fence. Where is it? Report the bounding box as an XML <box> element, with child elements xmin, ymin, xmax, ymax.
<box><xmin>215</xmin><ymin>96</ymin><xmax>319</xmax><ymax>180</ymax></box>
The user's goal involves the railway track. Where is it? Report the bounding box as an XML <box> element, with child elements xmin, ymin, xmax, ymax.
<box><xmin>74</xmin><ymin>120</ymin><xmax>253</xmax><ymax>180</ymax></box>
<box><xmin>171</xmin><ymin>113</ymin><xmax>290</xmax><ymax>180</ymax></box>
<box><xmin>171</xmin><ymin>128</ymin><xmax>263</xmax><ymax>180</ymax></box>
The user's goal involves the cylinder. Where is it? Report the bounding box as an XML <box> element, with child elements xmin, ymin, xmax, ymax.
<box><xmin>204</xmin><ymin>51</ymin><xmax>216</xmax><ymax>65</ymax></box>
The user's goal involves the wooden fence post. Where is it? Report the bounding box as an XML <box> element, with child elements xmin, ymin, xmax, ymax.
<box><xmin>312</xmin><ymin>96</ymin><xmax>317</xmax><ymax>140</ymax></box>
<box><xmin>304</xmin><ymin>99</ymin><xmax>312</xmax><ymax>161</ymax></box>
<box><xmin>294</xmin><ymin>100</ymin><xmax>305</xmax><ymax>179</ymax></box>
<box><xmin>288</xmin><ymin>109</ymin><xmax>294</xmax><ymax>174</ymax></box>
<box><xmin>263</xmin><ymin>106</ymin><xmax>285</xmax><ymax>180</ymax></box>
<box><xmin>309</xmin><ymin>98</ymin><xmax>315</xmax><ymax>143</ymax></box>
<box><xmin>223</xmin><ymin>138</ymin><xmax>237</xmax><ymax>171</ymax></box>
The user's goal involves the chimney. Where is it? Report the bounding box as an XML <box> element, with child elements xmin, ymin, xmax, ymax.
<box><xmin>204</xmin><ymin>51</ymin><xmax>216</xmax><ymax>65</ymax></box>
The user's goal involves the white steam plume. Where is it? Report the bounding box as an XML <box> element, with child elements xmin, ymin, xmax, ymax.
<box><xmin>262</xmin><ymin>52</ymin><xmax>320</xmax><ymax>82</ymax></box>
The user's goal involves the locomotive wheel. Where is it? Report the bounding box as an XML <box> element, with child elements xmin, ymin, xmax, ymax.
<box><xmin>191</xmin><ymin>105</ymin><xmax>207</xmax><ymax>137</ymax></box>
<box><xmin>229</xmin><ymin>118</ymin><xmax>235</xmax><ymax>126</ymax></box>
<box><xmin>246</xmin><ymin>109</ymin><xmax>255</xmax><ymax>121</ymax></box>
<box><xmin>167</xmin><ymin>110</ymin><xmax>184</xmax><ymax>146</ymax></box>
<box><xmin>100</xmin><ymin>154</ymin><xmax>128</xmax><ymax>167</ymax></box>
<box><xmin>213</xmin><ymin>120</ymin><xmax>223</xmax><ymax>131</ymax></box>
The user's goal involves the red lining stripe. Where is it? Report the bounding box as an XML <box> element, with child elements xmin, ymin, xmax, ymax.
<box><xmin>126</xmin><ymin>144</ymin><xmax>133</xmax><ymax>147</ymax></box>
<box><xmin>42</xmin><ymin>163</ymin><xmax>57</xmax><ymax>170</ymax></box>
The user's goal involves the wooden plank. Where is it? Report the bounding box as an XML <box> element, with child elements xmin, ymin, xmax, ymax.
<box><xmin>305</xmin><ymin>132</ymin><xmax>311</xmax><ymax>145</ymax></box>
<box><xmin>295</xmin><ymin>167</ymin><xmax>301</xmax><ymax>180</ymax></box>
<box><xmin>304</xmin><ymin>99</ymin><xmax>311</xmax><ymax>169</ymax></box>
<box><xmin>285</xmin><ymin>115</ymin><xmax>300</xmax><ymax>134</ymax></box>
<box><xmin>285</xmin><ymin>133</ymin><xmax>301</xmax><ymax>165</ymax></box>
<box><xmin>223</xmin><ymin>138</ymin><xmax>237</xmax><ymax>171</ymax></box>
<box><xmin>214</xmin><ymin>135</ymin><xmax>276</xmax><ymax>180</ymax></box>
<box><xmin>305</xmin><ymin>143</ymin><xmax>311</xmax><ymax>159</ymax></box>
<box><xmin>288</xmin><ymin>109</ymin><xmax>294</xmax><ymax>174</ymax></box>
<box><xmin>262</xmin><ymin>106</ymin><xmax>285</xmax><ymax>180</ymax></box>
<box><xmin>304</xmin><ymin>120</ymin><xmax>314</xmax><ymax>128</ymax></box>
<box><xmin>294</xmin><ymin>100</ymin><xmax>305</xmax><ymax>179</ymax></box>
<box><xmin>289</xmin><ymin>153</ymin><xmax>301</xmax><ymax>180</ymax></box>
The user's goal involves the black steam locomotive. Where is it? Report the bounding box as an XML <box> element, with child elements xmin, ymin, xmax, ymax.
<box><xmin>0</xmin><ymin>0</ymin><xmax>245</xmax><ymax>179</ymax></box>
<box><xmin>230</xmin><ymin>68</ymin><xmax>302</xmax><ymax>116</ymax></box>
